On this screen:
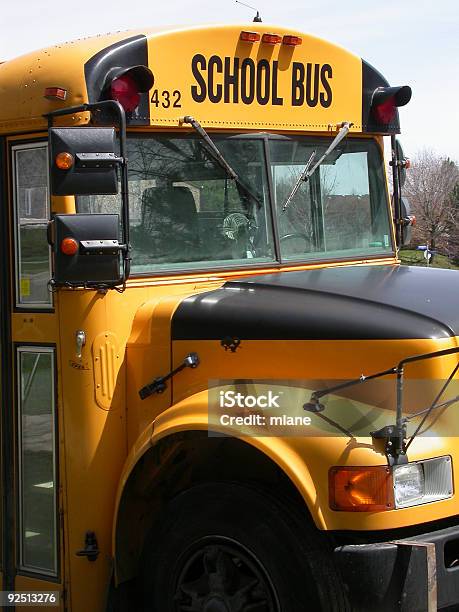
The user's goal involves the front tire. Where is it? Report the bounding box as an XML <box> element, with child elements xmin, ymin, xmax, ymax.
<box><xmin>140</xmin><ymin>482</ymin><xmax>349</xmax><ymax>611</ymax></box>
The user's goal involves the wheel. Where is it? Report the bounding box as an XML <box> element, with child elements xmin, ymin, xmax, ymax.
<box><xmin>140</xmin><ymin>482</ymin><xmax>349</xmax><ymax>612</ymax></box>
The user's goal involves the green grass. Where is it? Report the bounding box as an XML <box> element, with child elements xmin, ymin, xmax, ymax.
<box><xmin>399</xmin><ymin>249</ymin><xmax>459</xmax><ymax>270</ymax></box>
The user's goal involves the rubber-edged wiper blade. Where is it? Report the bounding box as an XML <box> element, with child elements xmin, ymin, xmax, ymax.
<box><xmin>281</xmin><ymin>150</ymin><xmax>316</xmax><ymax>212</ymax></box>
<box><xmin>181</xmin><ymin>116</ymin><xmax>261</xmax><ymax>207</ymax></box>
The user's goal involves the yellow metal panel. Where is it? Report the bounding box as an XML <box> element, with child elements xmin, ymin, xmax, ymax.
<box><xmin>147</xmin><ymin>25</ymin><xmax>362</xmax><ymax>131</ymax></box>
<box><xmin>0</xmin><ymin>25</ymin><xmax>362</xmax><ymax>134</ymax></box>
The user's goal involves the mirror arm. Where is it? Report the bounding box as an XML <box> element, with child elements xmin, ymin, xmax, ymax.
<box><xmin>390</xmin><ymin>134</ymin><xmax>402</xmax><ymax>247</ymax></box>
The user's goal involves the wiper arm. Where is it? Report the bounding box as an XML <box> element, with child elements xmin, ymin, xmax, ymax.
<box><xmin>281</xmin><ymin>120</ymin><xmax>353</xmax><ymax>212</ymax></box>
<box><xmin>182</xmin><ymin>116</ymin><xmax>261</xmax><ymax>207</ymax></box>
<box><xmin>304</xmin><ymin>121</ymin><xmax>353</xmax><ymax>180</ymax></box>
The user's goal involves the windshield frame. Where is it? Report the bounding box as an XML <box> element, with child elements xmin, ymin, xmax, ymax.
<box><xmin>76</xmin><ymin>131</ymin><xmax>395</xmax><ymax>277</ymax></box>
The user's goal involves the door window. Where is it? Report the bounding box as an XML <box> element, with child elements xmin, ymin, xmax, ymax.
<box><xmin>17</xmin><ymin>347</ymin><xmax>57</xmax><ymax>576</ymax></box>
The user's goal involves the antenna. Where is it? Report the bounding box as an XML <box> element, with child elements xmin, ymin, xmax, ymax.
<box><xmin>235</xmin><ymin>0</ymin><xmax>262</xmax><ymax>22</ymax></box>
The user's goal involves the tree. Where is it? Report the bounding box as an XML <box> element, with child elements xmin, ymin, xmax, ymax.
<box><xmin>403</xmin><ymin>150</ymin><xmax>459</xmax><ymax>258</ymax></box>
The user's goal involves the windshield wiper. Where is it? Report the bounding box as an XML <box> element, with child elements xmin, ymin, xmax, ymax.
<box><xmin>281</xmin><ymin>121</ymin><xmax>353</xmax><ymax>212</ymax></box>
<box><xmin>281</xmin><ymin>150</ymin><xmax>316</xmax><ymax>212</ymax></box>
<box><xmin>182</xmin><ymin>116</ymin><xmax>261</xmax><ymax>207</ymax></box>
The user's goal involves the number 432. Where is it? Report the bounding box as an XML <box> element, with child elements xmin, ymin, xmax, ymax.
<box><xmin>150</xmin><ymin>89</ymin><xmax>181</xmax><ymax>108</ymax></box>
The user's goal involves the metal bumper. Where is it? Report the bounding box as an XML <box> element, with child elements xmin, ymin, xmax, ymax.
<box><xmin>334</xmin><ymin>523</ymin><xmax>459</xmax><ymax>611</ymax></box>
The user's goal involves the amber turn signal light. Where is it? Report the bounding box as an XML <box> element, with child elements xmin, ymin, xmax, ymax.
<box><xmin>60</xmin><ymin>237</ymin><xmax>79</xmax><ymax>256</ymax></box>
<box><xmin>55</xmin><ymin>152</ymin><xmax>74</xmax><ymax>171</ymax></box>
<box><xmin>329</xmin><ymin>465</ymin><xmax>394</xmax><ymax>512</ymax></box>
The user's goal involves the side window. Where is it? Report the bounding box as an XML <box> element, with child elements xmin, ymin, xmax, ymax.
<box><xmin>17</xmin><ymin>346</ymin><xmax>57</xmax><ymax>575</ymax></box>
<box><xmin>12</xmin><ymin>144</ymin><xmax>52</xmax><ymax>307</ymax></box>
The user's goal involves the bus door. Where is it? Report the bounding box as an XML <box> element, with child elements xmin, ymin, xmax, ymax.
<box><xmin>3</xmin><ymin>138</ymin><xmax>64</xmax><ymax>608</ymax></box>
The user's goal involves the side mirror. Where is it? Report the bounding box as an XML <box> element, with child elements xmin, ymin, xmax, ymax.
<box><xmin>49</xmin><ymin>127</ymin><xmax>120</xmax><ymax>195</ymax></box>
<box><xmin>48</xmin><ymin>213</ymin><xmax>122</xmax><ymax>286</ymax></box>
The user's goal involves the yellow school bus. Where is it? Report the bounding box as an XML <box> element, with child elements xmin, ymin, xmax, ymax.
<box><xmin>0</xmin><ymin>22</ymin><xmax>458</xmax><ymax>612</ymax></box>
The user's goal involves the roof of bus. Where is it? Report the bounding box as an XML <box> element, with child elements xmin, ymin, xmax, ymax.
<box><xmin>0</xmin><ymin>24</ymin><xmax>395</xmax><ymax>135</ymax></box>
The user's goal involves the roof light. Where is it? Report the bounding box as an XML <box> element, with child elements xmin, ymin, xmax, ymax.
<box><xmin>55</xmin><ymin>152</ymin><xmax>74</xmax><ymax>171</ymax></box>
<box><xmin>60</xmin><ymin>237</ymin><xmax>79</xmax><ymax>256</ymax></box>
<box><xmin>329</xmin><ymin>465</ymin><xmax>394</xmax><ymax>512</ymax></box>
<box><xmin>261</xmin><ymin>33</ymin><xmax>282</xmax><ymax>45</ymax></box>
<box><xmin>44</xmin><ymin>87</ymin><xmax>67</xmax><ymax>101</ymax></box>
<box><xmin>240</xmin><ymin>31</ymin><xmax>261</xmax><ymax>43</ymax></box>
<box><xmin>282</xmin><ymin>35</ymin><xmax>302</xmax><ymax>46</ymax></box>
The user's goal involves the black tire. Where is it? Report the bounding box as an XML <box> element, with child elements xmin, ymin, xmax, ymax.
<box><xmin>140</xmin><ymin>482</ymin><xmax>349</xmax><ymax>612</ymax></box>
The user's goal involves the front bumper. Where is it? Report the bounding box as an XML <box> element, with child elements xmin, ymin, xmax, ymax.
<box><xmin>334</xmin><ymin>523</ymin><xmax>459</xmax><ymax>611</ymax></box>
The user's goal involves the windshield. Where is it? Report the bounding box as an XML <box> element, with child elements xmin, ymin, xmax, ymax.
<box><xmin>79</xmin><ymin>135</ymin><xmax>275</xmax><ymax>272</ymax></box>
<box><xmin>77</xmin><ymin>134</ymin><xmax>393</xmax><ymax>274</ymax></box>
<box><xmin>270</xmin><ymin>136</ymin><xmax>392</xmax><ymax>261</ymax></box>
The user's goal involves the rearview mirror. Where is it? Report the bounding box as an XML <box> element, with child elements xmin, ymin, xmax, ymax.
<box><xmin>49</xmin><ymin>213</ymin><xmax>122</xmax><ymax>286</ymax></box>
<box><xmin>49</xmin><ymin>127</ymin><xmax>120</xmax><ymax>195</ymax></box>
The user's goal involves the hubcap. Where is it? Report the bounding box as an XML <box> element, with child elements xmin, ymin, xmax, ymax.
<box><xmin>173</xmin><ymin>537</ymin><xmax>279</xmax><ymax>612</ymax></box>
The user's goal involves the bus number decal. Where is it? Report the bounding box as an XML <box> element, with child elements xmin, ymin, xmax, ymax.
<box><xmin>151</xmin><ymin>89</ymin><xmax>182</xmax><ymax>108</ymax></box>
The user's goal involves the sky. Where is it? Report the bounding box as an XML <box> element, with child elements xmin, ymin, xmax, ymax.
<box><xmin>1</xmin><ymin>0</ymin><xmax>457</xmax><ymax>161</ymax></box>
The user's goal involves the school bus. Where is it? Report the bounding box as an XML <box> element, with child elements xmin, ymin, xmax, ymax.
<box><xmin>0</xmin><ymin>21</ymin><xmax>458</xmax><ymax>612</ymax></box>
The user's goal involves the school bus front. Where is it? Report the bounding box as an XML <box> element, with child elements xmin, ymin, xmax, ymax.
<box><xmin>0</xmin><ymin>23</ymin><xmax>458</xmax><ymax>612</ymax></box>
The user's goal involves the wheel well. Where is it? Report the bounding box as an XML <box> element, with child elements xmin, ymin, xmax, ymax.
<box><xmin>114</xmin><ymin>431</ymin><xmax>308</xmax><ymax>584</ymax></box>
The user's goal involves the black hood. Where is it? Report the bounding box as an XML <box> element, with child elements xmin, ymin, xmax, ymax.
<box><xmin>172</xmin><ymin>265</ymin><xmax>459</xmax><ymax>341</ymax></box>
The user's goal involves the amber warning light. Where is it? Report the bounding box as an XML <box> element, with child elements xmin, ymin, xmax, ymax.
<box><xmin>55</xmin><ymin>152</ymin><xmax>74</xmax><ymax>171</ymax></box>
<box><xmin>60</xmin><ymin>237</ymin><xmax>79</xmax><ymax>256</ymax></box>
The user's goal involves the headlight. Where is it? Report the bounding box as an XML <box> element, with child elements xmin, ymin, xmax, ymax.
<box><xmin>393</xmin><ymin>463</ymin><xmax>424</xmax><ymax>507</ymax></box>
<box><xmin>393</xmin><ymin>456</ymin><xmax>453</xmax><ymax>509</ymax></box>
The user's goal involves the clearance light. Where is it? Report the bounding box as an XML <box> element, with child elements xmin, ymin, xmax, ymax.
<box><xmin>55</xmin><ymin>152</ymin><xmax>74</xmax><ymax>171</ymax></box>
<box><xmin>44</xmin><ymin>87</ymin><xmax>67</xmax><ymax>101</ymax></box>
<box><xmin>329</xmin><ymin>465</ymin><xmax>393</xmax><ymax>512</ymax></box>
<box><xmin>60</xmin><ymin>237</ymin><xmax>79</xmax><ymax>256</ymax></box>
<box><xmin>240</xmin><ymin>31</ymin><xmax>261</xmax><ymax>43</ymax></box>
<box><xmin>282</xmin><ymin>35</ymin><xmax>302</xmax><ymax>46</ymax></box>
<box><xmin>110</xmin><ymin>74</ymin><xmax>141</xmax><ymax>113</ymax></box>
<box><xmin>261</xmin><ymin>33</ymin><xmax>282</xmax><ymax>45</ymax></box>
